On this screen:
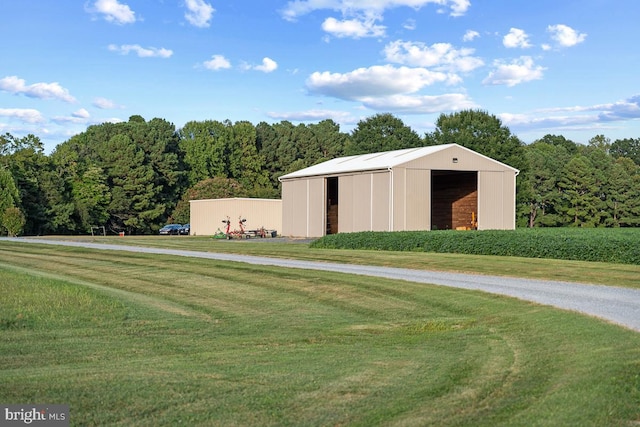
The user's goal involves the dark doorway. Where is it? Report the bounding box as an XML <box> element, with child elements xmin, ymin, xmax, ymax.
<box><xmin>431</xmin><ymin>171</ymin><xmax>478</xmax><ymax>230</ymax></box>
<box><xmin>326</xmin><ymin>177</ymin><xmax>338</xmax><ymax>234</ymax></box>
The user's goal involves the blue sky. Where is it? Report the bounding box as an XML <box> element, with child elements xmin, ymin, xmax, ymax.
<box><xmin>2</xmin><ymin>0</ymin><xmax>639</xmax><ymax>153</ymax></box>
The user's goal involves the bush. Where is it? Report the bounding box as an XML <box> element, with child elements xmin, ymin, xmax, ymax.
<box><xmin>311</xmin><ymin>228</ymin><xmax>640</xmax><ymax>265</ymax></box>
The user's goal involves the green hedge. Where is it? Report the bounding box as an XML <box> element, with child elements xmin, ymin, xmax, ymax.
<box><xmin>310</xmin><ymin>228</ymin><xmax>640</xmax><ymax>265</ymax></box>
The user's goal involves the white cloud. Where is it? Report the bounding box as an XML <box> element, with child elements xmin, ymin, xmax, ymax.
<box><xmin>0</xmin><ymin>108</ymin><xmax>45</xmax><ymax>123</ymax></box>
<box><xmin>108</xmin><ymin>44</ymin><xmax>173</xmax><ymax>58</ymax></box>
<box><xmin>322</xmin><ymin>17</ymin><xmax>386</xmax><ymax>38</ymax></box>
<box><xmin>503</xmin><ymin>28</ymin><xmax>532</xmax><ymax>48</ymax></box>
<box><xmin>483</xmin><ymin>56</ymin><xmax>545</xmax><ymax>87</ymax></box>
<box><xmin>403</xmin><ymin>19</ymin><xmax>416</xmax><ymax>30</ymax></box>
<box><xmin>203</xmin><ymin>55</ymin><xmax>232</xmax><ymax>70</ymax></box>
<box><xmin>53</xmin><ymin>109</ymin><xmax>93</xmax><ymax>124</ymax></box>
<box><xmin>498</xmin><ymin>95</ymin><xmax>640</xmax><ymax>135</ymax></box>
<box><xmin>90</xmin><ymin>0</ymin><xmax>136</xmax><ymax>24</ymax></box>
<box><xmin>253</xmin><ymin>57</ymin><xmax>278</xmax><ymax>73</ymax></box>
<box><xmin>281</xmin><ymin>0</ymin><xmax>471</xmax><ymax>22</ymax></box>
<box><xmin>306</xmin><ymin>64</ymin><xmax>455</xmax><ymax>100</ymax></box>
<box><xmin>93</xmin><ymin>97</ymin><xmax>123</xmax><ymax>109</ymax></box>
<box><xmin>0</xmin><ymin>76</ymin><xmax>76</xmax><ymax>103</ymax></box>
<box><xmin>383</xmin><ymin>40</ymin><xmax>484</xmax><ymax>73</ymax></box>
<box><xmin>72</xmin><ymin>109</ymin><xmax>91</xmax><ymax>119</ymax></box>
<box><xmin>547</xmin><ymin>24</ymin><xmax>587</xmax><ymax>47</ymax></box>
<box><xmin>463</xmin><ymin>30</ymin><xmax>479</xmax><ymax>42</ymax></box>
<box><xmin>283</xmin><ymin>1</ymin><xmax>470</xmax><ymax>39</ymax></box>
<box><xmin>359</xmin><ymin>93</ymin><xmax>477</xmax><ymax>113</ymax></box>
<box><xmin>184</xmin><ymin>0</ymin><xmax>215</xmax><ymax>28</ymax></box>
<box><xmin>536</xmin><ymin>95</ymin><xmax>640</xmax><ymax>121</ymax></box>
<box><xmin>267</xmin><ymin>109</ymin><xmax>355</xmax><ymax>123</ymax></box>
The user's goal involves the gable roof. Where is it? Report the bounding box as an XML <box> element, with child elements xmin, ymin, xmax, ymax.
<box><xmin>279</xmin><ymin>143</ymin><xmax>518</xmax><ymax>180</ymax></box>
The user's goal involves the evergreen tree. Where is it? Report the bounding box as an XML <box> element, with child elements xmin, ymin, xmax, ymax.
<box><xmin>558</xmin><ymin>156</ymin><xmax>600</xmax><ymax>226</ymax></box>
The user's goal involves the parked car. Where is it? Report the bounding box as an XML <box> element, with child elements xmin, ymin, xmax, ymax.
<box><xmin>159</xmin><ymin>224</ymin><xmax>182</xmax><ymax>235</ymax></box>
<box><xmin>179</xmin><ymin>224</ymin><xmax>190</xmax><ymax>235</ymax></box>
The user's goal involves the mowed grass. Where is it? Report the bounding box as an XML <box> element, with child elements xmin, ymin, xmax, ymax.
<box><xmin>38</xmin><ymin>235</ymin><xmax>640</xmax><ymax>289</ymax></box>
<box><xmin>0</xmin><ymin>241</ymin><xmax>639</xmax><ymax>426</ymax></box>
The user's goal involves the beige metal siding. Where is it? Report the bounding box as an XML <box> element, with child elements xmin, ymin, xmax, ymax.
<box><xmin>338</xmin><ymin>175</ymin><xmax>354</xmax><ymax>232</ymax></box>
<box><xmin>392</xmin><ymin>168</ymin><xmax>406</xmax><ymax>231</ymax></box>
<box><xmin>307</xmin><ymin>178</ymin><xmax>325</xmax><ymax>237</ymax></box>
<box><xmin>352</xmin><ymin>174</ymin><xmax>371</xmax><ymax>232</ymax></box>
<box><xmin>405</xmin><ymin>168</ymin><xmax>431</xmax><ymax>230</ymax></box>
<box><xmin>190</xmin><ymin>198</ymin><xmax>282</xmax><ymax>236</ymax></box>
<box><xmin>478</xmin><ymin>171</ymin><xmax>516</xmax><ymax>229</ymax></box>
<box><xmin>371</xmin><ymin>172</ymin><xmax>391</xmax><ymax>231</ymax></box>
<box><xmin>281</xmin><ymin>178</ymin><xmax>325</xmax><ymax>237</ymax></box>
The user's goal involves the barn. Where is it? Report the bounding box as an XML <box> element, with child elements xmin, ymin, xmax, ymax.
<box><xmin>278</xmin><ymin>143</ymin><xmax>519</xmax><ymax>238</ymax></box>
<box><xmin>189</xmin><ymin>198</ymin><xmax>282</xmax><ymax>236</ymax></box>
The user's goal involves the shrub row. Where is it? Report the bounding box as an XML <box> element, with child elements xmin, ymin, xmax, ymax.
<box><xmin>310</xmin><ymin>228</ymin><xmax>640</xmax><ymax>265</ymax></box>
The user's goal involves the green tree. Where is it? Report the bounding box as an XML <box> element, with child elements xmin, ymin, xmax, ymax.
<box><xmin>521</xmin><ymin>142</ymin><xmax>570</xmax><ymax>227</ymax></box>
<box><xmin>72</xmin><ymin>165</ymin><xmax>111</xmax><ymax>232</ymax></box>
<box><xmin>346</xmin><ymin>113</ymin><xmax>421</xmax><ymax>155</ymax></box>
<box><xmin>2</xmin><ymin>206</ymin><xmax>25</xmax><ymax>237</ymax></box>
<box><xmin>0</xmin><ymin>134</ymin><xmax>52</xmax><ymax>235</ymax></box>
<box><xmin>610</xmin><ymin>138</ymin><xmax>640</xmax><ymax>165</ymax></box>
<box><xmin>304</xmin><ymin>119</ymin><xmax>348</xmax><ymax>163</ymax></box>
<box><xmin>100</xmin><ymin>133</ymin><xmax>161</xmax><ymax>233</ymax></box>
<box><xmin>0</xmin><ymin>167</ymin><xmax>20</xmax><ymax>215</ymax></box>
<box><xmin>55</xmin><ymin>116</ymin><xmax>186</xmax><ymax>234</ymax></box>
<box><xmin>606</xmin><ymin>157</ymin><xmax>640</xmax><ymax>226</ymax></box>
<box><xmin>558</xmin><ymin>156</ymin><xmax>600</xmax><ymax>226</ymax></box>
<box><xmin>228</xmin><ymin>121</ymin><xmax>271</xmax><ymax>196</ymax></box>
<box><xmin>534</xmin><ymin>134</ymin><xmax>578</xmax><ymax>155</ymax></box>
<box><xmin>582</xmin><ymin>145</ymin><xmax>613</xmax><ymax>226</ymax></box>
<box><xmin>179</xmin><ymin>120</ymin><xmax>232</xmax><ymax>186</ymax></box>
<box><xmin>587</xmin><ymin>134</ymin><xmax>611</xmax><ymax>153</ymax></box>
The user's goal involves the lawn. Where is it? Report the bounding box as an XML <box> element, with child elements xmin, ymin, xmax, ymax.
<box><xmin>0</xmin><ymin>240</ymin><xmax>639</xmax><ymax>426</ymax></box>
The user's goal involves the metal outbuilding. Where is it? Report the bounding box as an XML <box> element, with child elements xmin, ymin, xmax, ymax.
<box><xmin>189</xmin><ymin>198</ymin><xmax>282</xmax><ymax>236</ymax></box>
<box><xmin>278</xmin><ymin>143</ymin><xmax>519</xmax><ymax>238</ymax></box>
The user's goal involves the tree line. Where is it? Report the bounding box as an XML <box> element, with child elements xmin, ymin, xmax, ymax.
<box><xmin>1</xmin><ymin>110</ymin><xmax>639</xmax><ymax>236</ymax></box>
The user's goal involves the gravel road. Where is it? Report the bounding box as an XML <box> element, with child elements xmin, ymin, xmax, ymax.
<box><xmin>5</xmin><ymin>237</ymin><xmax>640</xmax><ymax>332</ymax></box>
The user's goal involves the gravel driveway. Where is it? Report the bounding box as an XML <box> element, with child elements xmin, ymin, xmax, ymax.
<box><xmin>5</xmin><ymin>237</ymin><xmax>640</xmax><ymax>332</ymax></box>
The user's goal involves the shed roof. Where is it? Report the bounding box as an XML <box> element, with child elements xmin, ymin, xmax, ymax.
<box><xmin>279</xmin><ymin>143</ymin><xmax>518</xmax><ymax>180</ymax></box>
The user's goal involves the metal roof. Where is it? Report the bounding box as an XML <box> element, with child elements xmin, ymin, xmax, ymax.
<box><xmin>279</xmin><ymin>143</ymin><xmax>522</xmax><ymax>180</ymax></box>
<box><xmin>279</xmin><ymin>144</ymin><xmax>456</xmax><ymax>180</ymax></box>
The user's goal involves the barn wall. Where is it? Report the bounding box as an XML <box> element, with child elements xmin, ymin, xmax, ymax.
<box><xmin>371</xmin><ymin>172</ymin><xmax>391</xmax><ymax>231</ymax></box>
<box><xmin>478</xmin><ymin>171</ymin><xmax>516</xmax><ymax>229</ymax></box>
<box><xmin>392</xmin><ymin>168</ymin><xmax>406</xmax><ymax>231</ymax></box>
<box><xmin>190</xmin><ymin>198</ymin><xmax>282</xmax><ymax>236</ymax></box>
<box><xmin>307</xmin><ymin>178</ymin><xmax>325</xmax><ymax>237</ymax></box>
<box><xmin>338</xmin><ymin>175</ymin><xmax>353</xmax><ymax>233</ymax></box>
<box><xmin>338</xmin><ymin>172</ymin><xmax>390</xmax><ymax>233</ymax></box>
<box><xmin>282</xmin><ymin>180</ymin><xmax>306</xmax><ymax>237</ymax></box>
<box><xmin>281</xmin><ymin>178</ymin><xmax>326</xmax><ymax>237</ymax></box>
<box><xmin>404</xmin><ymin>168</ymin><xmax>431</xmax><ymax>231</ymax></box>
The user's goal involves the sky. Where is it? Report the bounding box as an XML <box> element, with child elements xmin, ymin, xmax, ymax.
<box><xmin>1</xmin><ymin>0</ymin><xmax>639</xmax><ymax>153</ymax></box>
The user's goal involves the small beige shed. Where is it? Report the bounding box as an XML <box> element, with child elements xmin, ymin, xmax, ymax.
<box><xmin>278</xmin><ymin>143</ymin><xmax>519</xmax><ymax>238</ymax></box>
<box><xmin>189</xmin><ymin>198</ymin><xmax>282</xmax><ymax>236</ymax></box>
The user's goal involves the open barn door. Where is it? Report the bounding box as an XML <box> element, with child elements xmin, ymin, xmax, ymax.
<box><xmin>431</xmin><ymin>171</ymin><xmax>478</xmax><ymax>230</ymax></box>
<box><xmin>326</xmin><ymin>177</ymin><xmax>339</xmax><ymax>234</ymax></box>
